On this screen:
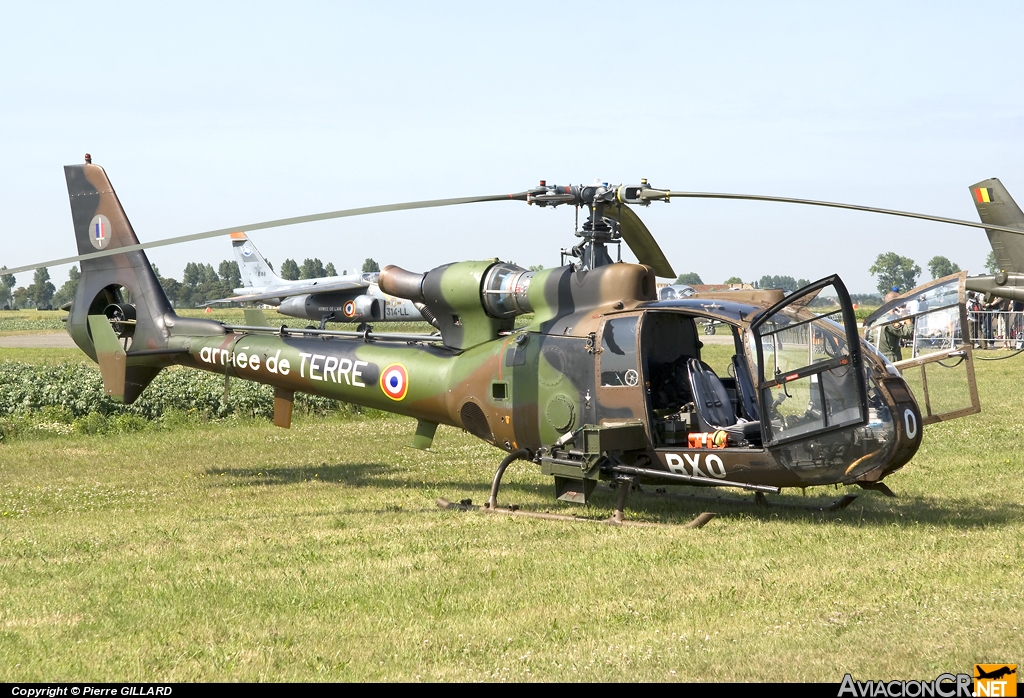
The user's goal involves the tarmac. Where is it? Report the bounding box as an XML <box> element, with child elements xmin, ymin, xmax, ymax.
<box><xmin>0</xmin><ymin>333</ymin><xmax>77</xmax><ymax>348</ymax></box>
<box><xmin>698</xmin><ymin>333</ymin><xmax>735</xmax><ymax>345</ymax></box>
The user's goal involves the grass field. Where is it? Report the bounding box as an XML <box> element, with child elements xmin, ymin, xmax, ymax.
<box><xmin>0</xmin><ymin>340</ymin><xmax>1021</xmax><ymax>681</ymax></box>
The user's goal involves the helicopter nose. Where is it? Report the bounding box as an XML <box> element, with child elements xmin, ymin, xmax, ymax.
<box><xmin>881</xmin><ymin>376</ymin><xmax>923</xmax><ymax>476</ymax></box>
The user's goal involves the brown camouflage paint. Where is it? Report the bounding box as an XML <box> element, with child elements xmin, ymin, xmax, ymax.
<box><xmin>61</xmin><ymin>161</ymin><xmax>926</xmax><ymax>494</ymax></box>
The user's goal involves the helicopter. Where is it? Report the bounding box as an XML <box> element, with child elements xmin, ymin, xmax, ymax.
<box><xmin>962</xmin><ymin>177</ymin><xmax>1024</xmax><ymax>303</ymax></box>
<box><xmin>7</xmin><ymin>158</ymin><xmax>1012</xmax><ymax>526</ymax></box>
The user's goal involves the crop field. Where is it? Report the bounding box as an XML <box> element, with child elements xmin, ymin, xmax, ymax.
<box><xmin>0</xmin><ymin>311</ymin><xmax>68</xmax><ymax>335</ymax></box>
<box><xmin>0</xmin><ymin>309</ymin><xmax>437</xmax><ymax>336</ymax></box>
<box><xmin>0</xmin><ymin>336</ymin><xmax>1021</xmax><ymax>682</ymax></box>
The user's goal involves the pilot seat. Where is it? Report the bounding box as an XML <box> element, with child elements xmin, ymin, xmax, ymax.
<box><xmin>686</xmin><ymin>358</ymin><xmax>762</xmax><ymax>446</ymax></box>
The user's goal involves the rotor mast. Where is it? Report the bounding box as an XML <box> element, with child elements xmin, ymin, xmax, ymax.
<box><xmin>527</xmin><ymin>181</ymin><xmax>619</xmax><ymax>271</ymax></box>
<box><xmin>526</xmin><ymin>180</ymin><xmax>666</xmax><ymax>272</ymax></box>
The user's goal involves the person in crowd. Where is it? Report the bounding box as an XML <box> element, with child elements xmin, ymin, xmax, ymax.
<box><xmin>967</xmin><ymin>292</ymin><xmax>983</xmax><ymax>348</ymax></box>
<box><xmin>878</xmin><ymin>290</ymin><xmax>914</xmax><ymax>363</ymax></box>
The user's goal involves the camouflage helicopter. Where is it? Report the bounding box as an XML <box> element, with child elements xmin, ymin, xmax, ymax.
<box><xmin>9</xmin><ymin>158</ymin><xmax>1013</xmax><ymax>526</ymax></box>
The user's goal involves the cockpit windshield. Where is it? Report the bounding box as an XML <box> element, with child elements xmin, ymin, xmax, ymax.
<box><xmin>750</xmin><ymin>279</ymin><xmax>866</xmax><ymax>445</ymax></box>
<box><xmin>752</xmin><ymin>305</ymin><xmax>850</xmax><ymax>383</ymax></box>
<box><xmin>865</xmin><ymin>276</ymin><xmax>960</xmax><ymax>327</ymax></box>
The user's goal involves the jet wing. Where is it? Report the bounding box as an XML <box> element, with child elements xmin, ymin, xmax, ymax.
<box><xmin>206</xmin><ymin>278</ymin><xmax>369</xmax><ymax>305</ymax></box>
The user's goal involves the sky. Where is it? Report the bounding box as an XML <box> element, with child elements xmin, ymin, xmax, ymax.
<box><xmin>2</xmin><ymin>1</ymin><xmax>1022</xmax><ymax>294</ymax></box>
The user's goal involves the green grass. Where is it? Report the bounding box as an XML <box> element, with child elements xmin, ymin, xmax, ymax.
<box><xmin>0</xmin><ymin>347</ymin><xmax>1021</xmax><ymax>682</ymax></box>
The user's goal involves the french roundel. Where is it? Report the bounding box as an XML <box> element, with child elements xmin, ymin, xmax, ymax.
<box><xmin>343</xmin><ymin>300</ymin><xmax>356</xmax><ymax>318</ymax></box>
<box><xmin>380</xmin><ymin>363</ymin><xmax>409</xmax><ymax>400</ymax></box>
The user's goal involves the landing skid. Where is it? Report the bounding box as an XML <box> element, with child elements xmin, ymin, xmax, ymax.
<box><xmin>446</xmin><ymin>450</ymin><xmax>717</xmax><ymax>528</ymax></box>
<box><xmin>857</xmin><ymin>481</ymin><xmax>897</xmax><ymax>498</ymax></box>
<box><xmin>646</xmin><ymin>488</ymin><xmax>858</xmax><ymax>512</ymax></box>
<box><xmin>436</xmin><ymin>497</ymin><xmax>717</xmax><ymax>529</ymax></box>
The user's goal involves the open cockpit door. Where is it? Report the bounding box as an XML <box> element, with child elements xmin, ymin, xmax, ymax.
<box><xmin>749</xmin><ymin>276</ymin><xmax>868</xmax><ymax>447</ymax></box>
<box><xmin>863</xmin><ymin>272</ymin><xmax>980</xmax><ymax>424</ymax></box>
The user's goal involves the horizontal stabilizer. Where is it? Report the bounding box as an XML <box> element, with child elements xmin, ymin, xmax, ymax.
<box><xmin>243</xmin><ymin>308</ymin><xmax>271</xmax><ymax>326</ymax></box>
<box><xmin>87</xmin><ymin>315</ymin><xmax>126</xmax><ymax>402</ymax></box>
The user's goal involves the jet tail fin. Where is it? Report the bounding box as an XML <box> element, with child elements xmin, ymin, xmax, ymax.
<box><xmin>969</xmin><ymin>178</ymin><xmax>1024</xmax><ymax>274</ymax></box>
<box><xmin>230</xmin><ymin>232</ymin><xmax>283</xmax><ymax>287</ymax></box>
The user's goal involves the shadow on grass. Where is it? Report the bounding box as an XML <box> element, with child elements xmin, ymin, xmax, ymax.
<box><xmin>203</xmin><ymin>462</ymin><xmax>545</xmax><ymax>499</ymax></box>
<box><xmin>203</xmin><ymin>464</ymin><xmax>1023</xmax><ymax>529</ymax></box>
<box><xmin>207</xmin><ymin>462</ymin><xmax>397</xmax><ymax>488</ymax></box>
<box><xmin>604</xmin><ymin>485</ymin><xmax>1024</xmax><ymax>529</ymax></box>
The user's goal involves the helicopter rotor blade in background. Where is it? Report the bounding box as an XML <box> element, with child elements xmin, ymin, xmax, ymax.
<box><xmin>640</xmin><ymin>189</ymin><xmax>1024</xmax><ymax>237</ymax></box>
<box><xmin>3</xmin><ymin>192</ymin><xmax>531</xmax><ymax>276</ymax></box>
<box><xmin>603</xmin><ymin>204</ymin><xmax>676</xmax><ymax>278</ymax></box>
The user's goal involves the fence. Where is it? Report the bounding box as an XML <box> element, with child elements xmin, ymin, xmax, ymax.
<box><xmin>969</xmin><ymin>310</ymin><xmax>1024</xmax><ymax>348</ymax></box>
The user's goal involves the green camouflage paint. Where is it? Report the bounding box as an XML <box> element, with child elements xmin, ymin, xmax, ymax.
<box><xmin>54</xmin><ymin>160</ymin><xmax>946</xmax><ymax>502</ymax></box>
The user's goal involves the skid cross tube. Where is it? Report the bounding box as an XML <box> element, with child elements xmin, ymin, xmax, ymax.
<box><xmin>487</xmin><ymin>448</ymin><xmax>531</xmax><ymax>509</ymax></box>
<box><xmin>611</xmin><ymin>476</ymin><xmax>634</xmax><ymax>523</ymax></box>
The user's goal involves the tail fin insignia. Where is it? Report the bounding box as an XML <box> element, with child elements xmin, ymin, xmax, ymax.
<box><xmin>231</xmin><ymin>232</ymin><xmax>282</xmax><ymax>287</ymax></box>
<box><xmin>90</xmin><ymin>215</ymin><xmax>112</xmax><ymax>249</ymax></box>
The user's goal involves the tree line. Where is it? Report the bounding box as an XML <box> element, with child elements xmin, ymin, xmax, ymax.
<box><xmin>1</xmin><ymin>250</ymin><xmax>980</xmax><ymax>311</ymax></box>
<box><xmin>673</xmin><ymin>271</ymin><xmax>810</xmax><ymax>293</ymax></box>
<box><xmin>0</xmin><ymin>257</ymin><xmax>381</xmax><ymax>310</ymax></box>
<box><xmin>0</xmin><ymin>267</ymin><xmax>59</xmax><ymax>310</ymax></box>
<box><xmin>672</xmin><ymin>251</ymin><xmax>980</xmax><ymax>301</ymax></box>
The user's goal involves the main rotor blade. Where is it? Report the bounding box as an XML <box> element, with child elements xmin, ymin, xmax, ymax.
<box><xmin>660</xmin><ymin>191</ymin><xmax>1024</xmax><ymax>237</ymax></box>
<box><xmin>3</xmin><ymin>192</ymin><xmax>529</xmax><ymax>276</ymax></box>
<box><xmin>603</xmin><ymin>204</ymin><xmax>676</xmax><ymax>278</ymax></box>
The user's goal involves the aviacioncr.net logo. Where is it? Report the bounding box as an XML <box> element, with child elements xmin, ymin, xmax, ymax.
<box><xmin>839</xmin><ymin>673</ymin><xmax>973</xmax><ymax>697</ymax></box>
<box><xmin>974</xmin><ymin>665</ymin><xmax>1017</xmax><ymax>697</ymax></box>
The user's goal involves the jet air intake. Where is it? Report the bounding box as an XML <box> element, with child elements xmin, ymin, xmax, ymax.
<box><xmin>278</xmin><ymin>293</ymin><xmax>385</xmax><ymax>323</ymax></box>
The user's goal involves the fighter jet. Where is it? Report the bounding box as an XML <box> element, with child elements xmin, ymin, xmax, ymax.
<box><xmin>210</xmin><ymin>232</ymin><xmax>427</xmax><ymax>327</ymax></box>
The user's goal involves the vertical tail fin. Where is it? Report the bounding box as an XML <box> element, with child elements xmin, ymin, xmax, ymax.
<box><xmin>230</xmin><ymin>232</ymin><xmax>282</xmax><ymax>288</ymax></box>
<box><xmin>969</xmin><ymin>178</ymin><xmax>1024</xmax><ymax>273</ymax></box>
<box><xmin>64</xmin><ymin>162</ymin><xmax>175</xmax><ymax>402</ymax></box>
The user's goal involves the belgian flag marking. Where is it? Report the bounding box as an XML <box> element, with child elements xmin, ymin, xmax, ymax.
<box><xmin>975</xmin><ymin>187</ymin><xmax>995</xmax><ymax>204</ymax></box>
